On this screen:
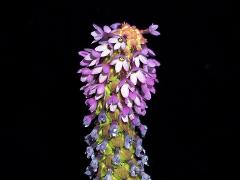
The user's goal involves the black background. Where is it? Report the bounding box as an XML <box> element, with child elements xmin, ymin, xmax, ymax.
<box><xmin>0</xmin><ymin>0</ymin><xmax>238</xmax><ymax>180</ymax></box>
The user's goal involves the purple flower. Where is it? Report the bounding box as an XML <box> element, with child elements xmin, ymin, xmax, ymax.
<box><xmin>85</xmin><ymin>98</ymin><xmax>97</xmax><ymax>112</ymax></box>
<box><xmin>141</xmin><ymin>84</ymin><xmax>152</xmax><ymax>100</ymax></box>
<box><xmin>138</xmin><ymin>155</ymin><xmax>149</xmax><ymax>167</ymax></box>
<box><xmin>95</xmin><ymin>84</ymin><xmax>105</xmax><ymax>100</ymax></box>
<box><xmin>90</xmin><ymin>127</ymin><xmax>99</xmax><ymax>140</ymax></box>
<box><xmin>108</xmin><ymin>36</ymin><xmax>126</xmax><ymax>50</ymax></box>
<box><xmin>130</xmin><ymin>69</ymin><xmax>146</xmax><ymax>85</ymax></box>
<box><xmin>129</xmin><ymin>91</ymin><xmax>141</xmax><ymax>106</ymax></box>
<box><xmin>91</xmin><ymin>64</ymin><xmax>110</xmax><ymax>83</ymax></box>
<box><xmin>141</xmin><ymin>46</ymin><xmax>156</xmax><ymax>57</ymax></box>
<box><xmin>109</xmin><ymin>121</ymin><xmax>118</xmax><ymax>137</ymax></box>
<box><xmin>112</xmin><ymin>149</ymin><xmax>120</xmax><ymax>165</ymax></box>
<box><xmin>110</xmin><ymin>55</ymin><xmax>129</xmax><ymax>73</ymax></box>
<box><xmin>85</xmin><ymin>146</ymin><xmax>94</xmax><ymax>159</ymax></box>
<box><xmin>148</xmin><ymin>24</ymin><xmax>160</xmax><ymax>36</ymax></box>
<box><xmin>120</xmin><ymin>82</ymin><xmax>130</xmax><ymax>98</ymax></box>
<box><xmin>139</xmin><ymin>124</ymin><xmax>148</xmax><ymax>137</ymax></box>
<box><xmin>131</xmin><ymin>117</ymin><xmax>141</xmax><ymax>127</ymax></box>
<box><xmin>99</xmin><ymin>65</ymin><xmax>110</xmax><ymax>83</ymax></box>
<box><xmin>133</xmin><ymin>54</ymin><xmax>148</xmax><ymax>67</ymax></box>
<box><xmin>77</xmin><ymin>68</ymin><xmax>94</xmax><ymax>83</ymax></box>
<box><xmin>130</xmin><ymin>164</ymin><xmax>140</xmax><ymax>177</ymax></box>
<box><xmin>85</xmin><ymin>166</ymin><xmax>94</xmax><ymax>177</ymax></box>
<box><xmin>79</xmin><ymin>49</ymin><xmax>101</xmax><ymax>67</ymax></box>
<box><xmin>106</xmin><ymin>95</ymin><xmax>119</xmax><ymax>112</ymax></box>
<box><xmin>91</xmin><ymin>24</ymin><xmax>103</xmax><ymax>41</ymax></box>
<box><xmin>141</xmin><ymin>172</ymin><xmax>151</xmax><ymax>180</ymax></box>
<box><xmin>96</xmin><ymin>139</ymin><xmax>108</xmax><ymax>153</ymax></box>
<box><xmin>90</xmin><ymin>157</ymin><xmax>98</xmax><ymax>172</ymax></box>
<box><xmin>135</xmin><ymin>137</ymin><xmax>146</xmax><ymax>158</ymax></box>
<box><xmin>83</xmin><ymin>114</ymin><xmax>95</xmax><ymax>127</ymax></box>
<box><xmin>95</xmin><ymin>43</ymin><xmax>113</xmax><ymax>57</ymax></box>
<box><xmin>103</xmin><ymin>169</ymin><xmax>113</xmax><ymax>180</ymax></box>
<box><xmin>110</xmin><ymin>22</ymin><xmax>121</xmax><ymax>30</ymax></box>
<box><xmin>98</xmin><ymin>111</ymin><xmax>106</xmax><ymax>123</ymax></box>
<box><xmin>119</xmin><ymin>106</ymin><xmax>132</xmax><ymax>123</ymax></box>
<box><xmin>124</xmin><ymin>134</ymin><xmax>132</xmax><ymax>149</ymax></box>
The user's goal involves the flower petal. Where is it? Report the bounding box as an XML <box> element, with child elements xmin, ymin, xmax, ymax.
<box><xmin>122</xmin><ymin>61</ymin><xmax>129</xmax><ymax>71</ymax></box>
<box><xmin>108</xmin><ymin>37</ymin><xmax>118</xmax><ymax>43</ymax></box>
<box><xmin>134</xmin><ymin>96</ymin><xmax>141</xmax><ymax>106</ymax></box>
<box><xmin>88</xmin><ymin>59</ymin><xmax>97</xmax><ymax>66</ymax></box>
<box><xmin>95</xmin><ymin>44</ymin><xmax>106</xmax><ymax>52</ymax></box>
<box><xmin>139</xmin><ymin>55</ymin><xmax>147</xmax><ymax>64</ymax></box>
<box><xmin>93</xmin><ymin>24</ymin><xmax>103</xmax><ymax>33</ymax></box>
<box><xmin>137</xmin><ymin>71</ymin><xmax>146</xmax><ymax>83</ymax></box>
<box><xmin>103</xmin><ymin>25</ymin><xmax>111</xmax><ymax>33</ymax></box>
<box><xmin>110</xmin><ymin>104</ymin><xmax>117</xmax><ymax>112</ymax></box>
<box><xmin>97</xmin><ymin>84</ymin><xmax>105</xmax><ymax>94</ymax></box>
<box><xmin>91</xmin><ymin>67</ymin><xmax>103</xmax><ymax>74</ymax></box>
<box><xmin>99</xmin><ymin>74</ymin><xmax>108</xmax><ymax>83</ymax></box>
<box><xmin>110</xmin><ymin>59</ymin><xmax>118</xmax><ymax>65</ymax></box>
<box><xmin>122</xmin><ymin>116</ymin><xmax>129</xmax><ymax>123</ymax></box>
<box><xmin>78</xmin><ymin>51</ymin><xmax>89</xmax><ymax>57</ymax></box>
<box><xmin>115</xmin><ymin>61</ymin><xmax>123</xmax><ymax>73</ymax></box>
<box><xmin>121</xmin><ymin>43</ymin><xmax>126</xmax><ymax>49</ymax></box>
<box><xmin>121</xmin><ymin>83</ymin><xmax>129</xmax><ymax>98</ymax></box>
<box><xmin>152</xmin><ymin>30</ymin><xmax>160</xmax><ymax>36</ymax></box>
<box><xmin>114</xmin><ymin>43</ymin><xmax>121</xmax><ymax>50</ymax></box>
<box><xmin>134</xmin><ymin>57</ymin><xmax>140</xmax><ymax>67</ymax></box>
<box><xmin>101</xmin><ymin>49</ymin><xmax>110</xmax><ymax>57</ymax></box>
<box><xmin>130</xmin><ymin>73</ymin><xmax>137</xmax><ymax>85</ymax></box>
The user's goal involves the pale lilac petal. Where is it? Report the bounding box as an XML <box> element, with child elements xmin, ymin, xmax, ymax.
<box><xmin>114</xmin><ymin>43</ymin><xmax>121</xmax><ymax>50</ymax></box>
<box><xmin>99</xmin><ymin>74</ymin><xmax>108</xmax><ymax>83</ymax></box>
<box><xmin>95</xmin><ymin>44</ymin><xmax>106</xmax><ymax>52</ymax></box>
<box><xmin>121</xmin><ymin>83</ymin><xmax>129</xmax><ymax>98</ymax></box>
<box><xmin>97</xmin><ymin>84</ymin><xmax>105</xmax><ymax>94</ymax></box>
<box><xmin>80</xmin><ymin>76</ymin><xmax>88</xmax><ymax>82</ymax></box>
<box><xmin>84</xmin><ymin>54</ymin><xmax>92</xmax><ymax>61</ymax></box>
<box><xmin>103</xmin><ymin>25</ymin><xmax>111</xmax><ymax>33</ymax></box>
<box><xmin>130</xmin><ymin>73</ymin><xmax>137</xmax><ymax>85</ymax></box>
<box><xmin>134</xmin><ymin>96</ymin><xmax>141</xmax><ymax>106</ymax></box>
<box><xmin>78</xmin><ymin>51</ymin><xmax>89</xmax><ymax>57</ymax></box>
<box><xmin>121</xmin><ymin>42</ymin><xmax>126</xmax><ymax>49</ymax></box>
<box><xmin>151</xmin><ymin>24</ymin><xmax>158</xmax><ymax>30</ymax></box>
<box><xmin>101</xmin><ymin>49</ymin><xmax>110</xmax><ymax>57</ymax></box>
<box><xmin>91</xmin><ymin>67</ymin><xmax>103</xmax><ymax>74</ymax></box>
<box><xmin>108</xmin><ymin>37</ymin><xmax>118</xmax><ymax>43</ymax></box>
<box><xmin>110</xmin><ymin>59</ymin><xmax>118</xmax><ymax>65</ymax></box>
<box><xmin>91</xmin><ymin>31</ymin><xmax>98</xmax><ymax>37</ymax></box>
<box><xmin>115</xmin><ymin>61</ymin><xmax>123</xmax><ymax>73</ymax></box>
<box><xmin>122</xmin><ymin>61</ymin><xmax>129</xmax><ymax>71</ymax></box>
<box><xmin>110</xmin><ymin>104</ymin><xmax>117</xmax><ymax>112</ymax></box>
<box><xmin>122</xmin><ymin>116</ymin><xmax>129</xmax><ymax>123</ymax></box>
<box><xmin>110</xmin><ymin>23</ymin><xmax>121</xmax><ymax>29</ymax></box>
<box><xmin>88</xmin><ymin>60</ymin><xmax>97</xmax><ymax>66</ymax></box>
<box><xmin>152</xmin><ymin>31</ymin><xmax>160</xmax><ymax>36</ymax></box>
<box><xmin>93</xmin><ymin>24</ymin><xmax>103</xmax><ymax>33</ymax></box>
<box><xmin>139</xmin><ymin>55</ymin><xmax>147</xmax><ymax>64</ymax></box>
<box><xmin>137</xmin><ymin>71</ymin><xmax>146</xmax><ymax>83</ymax></box>
<box><xmin>134</xmin><ymin>57</ymin><xmax>140</xmax><ymax>67</ymax></box>
<box><xmin>80</xmin><ymin>60</ymin><xmax>89</xmax><ymax>66</ymax></box>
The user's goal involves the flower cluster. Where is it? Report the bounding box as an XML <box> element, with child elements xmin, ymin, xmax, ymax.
<box><xmin>78</xmin><ymin>22</ymin><xmax>160</xmax><ymax>180</ymax></box>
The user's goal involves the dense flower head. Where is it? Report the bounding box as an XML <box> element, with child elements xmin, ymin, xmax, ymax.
<box><xmin>78</xmin><ymin>22</ymin><xmax>160</xmax><ymax>179</ymax></box>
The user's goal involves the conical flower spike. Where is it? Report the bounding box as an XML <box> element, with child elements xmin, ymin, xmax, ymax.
<box><xmin>78</xmin><ymin>22</ymin><xmax>160</xmax><ymax>179</ymax></box>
